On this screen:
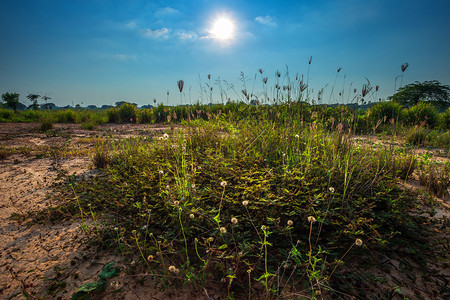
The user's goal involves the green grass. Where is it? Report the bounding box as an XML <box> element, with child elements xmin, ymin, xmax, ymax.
<box><xmin>31</xmin><ymin>113</ymin><xmax>445</xmax><ymax>299</ymax></box>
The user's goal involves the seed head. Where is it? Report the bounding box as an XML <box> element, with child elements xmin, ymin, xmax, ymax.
<box><xmin>307</xmin><ymin>216</ymin><xmax>316</xmax><ymax>223</ymax></box>
<box><xmin>174</xmin><ymin>268</ymin><xmax>180</xmax><ymax>274</ymax></box>
<box><xmin>220</xmin><ymin>181</ymin><xmax>227</xmax><ymax>187</ymax></box>
<box><xmin>401</xmin><ymin>62</ymin><xmax>409</xmax><ymax>73</ymax></box>
<box><xmin>355</xmin><ymin>239</ymin><xmax>363</xmax><ymax>246</ymax></box>
<box><xmin>189</xmin><ymin>213</ymin><xmax>195</xmax><ymax>219</ymax></box>
<box><xmin>220</xmin><ymin>227</ymin><xmax>227</xmax><ymax>234</ymax></box>
<box><xmin>287</xmin><ymin>220</ymin><xmax>294</xmax><ymax>226</ymax></box>
<box><xmin>169</xmin><ymin>265</ymin><xmax>176</xmax><ymax>273</ymax></box>
<box><xmin>177</xmin><ymin>80</ymin><xmax>184</xmax><ymax>92</ymax></box>
<box><xmin>231</xmin><ymin>217</ymin><xmax>238</xmax><ymax>225</ymax></box>
<box><xmin>242</xmin><ymin>200</ymin><xmax>249</xmax><ymax>206</ymax></box>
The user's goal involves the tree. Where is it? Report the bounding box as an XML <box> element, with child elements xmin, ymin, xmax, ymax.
<box><xmin>388</xmin><ymin>80</ymin><xmax>450</xmax><ymax>110</ymax></box>
<box><xmin>1</xmin><ymin>92</ymin><xmax>20</xmax><ymax>111</ymax></box>
<box><xmin>26</xmin><ymin>93</ymin><xmax>41</xmax><ymax>110</ymax></box>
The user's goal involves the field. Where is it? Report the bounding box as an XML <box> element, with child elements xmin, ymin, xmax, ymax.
<box><xmin>0</xmin><ymin>103</ymin><xmax>449</xmax><ymax>299</ymax></box>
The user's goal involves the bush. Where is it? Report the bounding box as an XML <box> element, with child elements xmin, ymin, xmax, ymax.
<box><xmin>40</xmin><ymin>119</ymin><xmax>54</xmax><ymax>131</ymax></box>
<box><xmin>440</xmin><ymin>106</ymin><xmax>450</xmax><ymax>130</ymax></box>
<box><xmin>406</xmin><ymin>126</ymin><xmax>429</xmax><ymax>145</ymax></box>
<box><xmin>404</xmin><ymin>102</ymin><xmax>439</xmax><ymax>128</ymax></box>
<box><xmin>0</xmin><ymin>108</ymin><xmax>14</xmax><ymax>121</ymax></box>
<box><xmin>367</xmin><ymin>101</ymin><xmax>404</xmax><ymax>128</ymax></box>
<box><xmin>118</xmin><ymin>103</ymin><xmax>137</xmax><ymax>123</ymax></box>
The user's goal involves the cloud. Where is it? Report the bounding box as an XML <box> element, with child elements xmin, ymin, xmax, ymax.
<box><xmin>112</xmin><ymin>54</ymin><xmax>136</xmax><ymax>61</ymax></box>
<box><xmin>176</xmin><ymin>30</ymin><xmax>198</xmax><ymax>40</ymax></box>
<box><xmin>255</xmin><ymin>16</ymin><xmax>277</xmax><ymax>26</ymax></box>
<box><xmin>156</xmin><ymin>7</ymin><xmax>179</xmax><ymax>16</ymax></box>
<box><xmin>142</xmin><ymin>28</ymin><xmax>171</xmax><ymax>39</ymax></box>
<box><xmin>124</xmin><ymin>20</ymin><xmax>137</xmax><ymax>30</ymax></box>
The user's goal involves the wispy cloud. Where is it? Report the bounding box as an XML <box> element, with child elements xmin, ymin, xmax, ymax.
<box><xmin>156</xmin><ymin>7</ymin><xmax>179</xmax><ymax>16</ymax></box>
<box><xmin>124</xmin><ymin>20</ymin><xmax>137</xmax><ymax>30</ymax></box>
<box><xmin>176</xmin><ymin>30</ymin><xmax>198</xmax><ymax>40</ymax></box>
<box><xmin>255</xmin><ymin>16</ymin><xmax>277</xmax><ymax>26</ymax></box>
<box><xmin>142</xmin><ymin>28</ymin><xmax>171</xmax><ymax>39</ymax></box>
<box><xmin>112</xmin><ymin>54</ymin><xmax>136</xmax><ymax>61</ymax></box>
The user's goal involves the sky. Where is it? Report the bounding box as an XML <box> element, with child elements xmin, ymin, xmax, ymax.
<box><xmin>0</xmin><ymin>0</ymin><xmax>449</xmax><ymax>107</ymax></box>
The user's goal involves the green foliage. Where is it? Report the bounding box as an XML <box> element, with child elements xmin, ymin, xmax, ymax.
<box><xmin>367</xmin><ymin>100</ymin><xmax>404</xmax><ymax>127</ymax></box>
<box><xmin>27</xmin><ymin>93</ymin><xmax>41</xmax><ymax>110</ymax></box>
<box><xmin>440</xmin><ymin>106</ymin><xmax>450</xmax><ymax>130</ymax></box>
<box><xmin>1</xmin><ymin>92</ymin><xmax>20</xmax><ymax>111</ymax></box>
<box><xmin>404</xmin><ymin>102</ymin><xmax>440</xmax><ymax>128</ymax></box>
<box><xmin>40</xmin><ymin>119</ymin><xmax>54</xmax><ymax>131</ymax></box>
<box><xmin>406</xmin><ymin>126</ymin><xmax>428</xmax><ymax>145</ymax></box>
<box><xmin>71</xmin><ymin>262</ymin><xmax>120</xmax><ymax>300</ymax></box>
<box><xmin>389</xmin><ymin>80</ymin><xmax>450</xmax><ymax>110</ymax></box>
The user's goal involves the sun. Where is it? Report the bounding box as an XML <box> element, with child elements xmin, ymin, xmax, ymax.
<box><xmin>210</xmin><ymin>17</ymin><xmax>235</xmax><ymax>40</ymax></box>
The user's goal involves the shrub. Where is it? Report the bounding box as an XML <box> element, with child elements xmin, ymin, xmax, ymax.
<box><xmin>406</xmin><ymin>126</ymin><xmax>428</xmax><ymax>145</ymax></box>
<box><xmin>106</xmin><ymin>108</ymin><xmax>121</xmax><ymax>123</ymax></box>
<box><xmin>81</xmin><ymin>122</ymin><xmax>95</xmax><ymax>130</ymax></box>
<box><xmin>118</xmin><ymin>103</ymin><xmax>137</xmax><ymax>123</ymax></box>
<box><xmin>0</xmin><ymin>108</ymin><xmax>14</xmax><ymax>121</ymax></box>
<box><xmin>440</xmin><ymin>106</ymin><xmax>450</xmax><ymax>130</ymax></box>
<box><xmin>367</xmin><ymin>101</ymin><xmax>404</xmax><ymax>128</ymax></box>
<box><xmin>40</xmin><ymin>119</ymin><xmax>54</xmax><ymax>131</ymax></box>
<box><xmin>404</xmin><ymin>102</ymin><xmax>439</xmax><ymax>128</ymax></box>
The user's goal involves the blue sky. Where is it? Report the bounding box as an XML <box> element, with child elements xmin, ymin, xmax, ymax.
<box><xmin>0</xmin><ymin>0</ymin><xmax>449</xmax><ymax>107</ymax></box>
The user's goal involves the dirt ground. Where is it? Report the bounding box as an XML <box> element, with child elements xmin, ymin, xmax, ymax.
<box><xmin>0</xmin><ymin>123</ymin><xmax>448</xmax><ymax>299</ymax></box>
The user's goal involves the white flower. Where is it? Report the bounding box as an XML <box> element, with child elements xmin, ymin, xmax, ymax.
<box><xmin>169</xmin><ymin>265</ymin><xmax>176</xmax><ymax>272</ymax></box>
<box><xmin>287</xmin><ymin>220</ymin><xmax>293</xmax><ymax>226</ymax></box>
<box><xmin>295</xmin><ymin>134</ymin><xmax>299</xmax><ymax>138</ymax></box>
<box><xmin>220</xmin><ymin>227</ymin><xmax>227</xmax><ymax>234</ymax></box>
<box><xmin>159</xmin><ymin>170</ymin><xmax>164</xmax><ymax>175</ymax></box>
<box><xmin>355</xmin><ymin>239</ymin><xmax>363</xmax><ymax>246</ymax></box>
<box><xmin>307</xmin><ymin>216</ymin><xmax>316</xmax><ymax>223</ymax></box>
<box><xmin>220</xmin><ymin>181</ymin><xmax>227</xmax><ymax>187</ymax></box>
<box><xmin>163</xmin><ymin>133</ymin><xmax>169</xmax><ymax>139</ymax></box>
<box><xmin>242</xmin><ymin>200</ymin><xmax>249</xmax><ymax>206</ymax></box>
<box><xmin>174</xmin><ymin>268</ymin><xmax>180</xmax><ymax>274</ymax></box>
<box><xmin>329</xmin><ymin>187</ymin><xmax>335</xmax><ymax>193</ymax></box>
<box><xmin>191</xmin><ymin>183</ymin><xmax>196</xmax><ymax>189</ymax></box>
<box><xmin>174</xmin><ymin>201</ymin><xmax>179</xmax><ymax>206</ymax></box>
<box><xmin>231</xmin><ymin>217</ymin><xmax>238</xmax><ymax>225</ymax></box>
<box><xmin>189</xmin><ymin>213</ymin><xmax>195</xmax><ymax>219</ymax></box>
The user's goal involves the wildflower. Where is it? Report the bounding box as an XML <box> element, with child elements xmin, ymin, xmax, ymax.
<box><xmin>142</xmin><ymin>225</ymin><xmax>147</xmax><ymax>230</ymax></box>
<box><xmin>163</xmin><ymin>133</ymin><xmax>169</xmax><ymax>139</ymax></box>
<box><xmin>307</xmin><ymin>216</ymin><xmax>316</xmax><ymax>223</ymax></box>
<box><xmin>147</xmin><ymin>255</ymin><xmax>154</xmax><ymax>261</ymax></box>
<box><xmin>287</xmin><ymin>220</ymin><xmax>294</xmax><ymax>226</ymax></box>
<box><xmin>329</xmin><ymin>187</ymin><xmax>335</xmax><ymax>193</ymax></box>
<box><xmin>208</xmin><ymin>237</ymin><xmax>214</xmax><ymax>242</ymax></box>
<box><xmin>166</xmin><ymin>185</ymin><xmax>170</xmax><ymax>189</ymax></box>
<box><xmin>174</xmin><ymin>201</ymin><xmax>179</xmax><ymax>206</ymax></box>
<box><xmin>159</xmin><ymin>170</ymin><xmax>164</xmax><ymax>175</ymax></box>
<box><xmin>131</xmin><ymin>260</ymin><xmax>136</xmax><ymax>266</ymax></box>
<box><xmin>191</xmin><ymin>183</ymin><xmax>196</xmax><ymax>189</ymax></box>
<box><xmin>242</xmin><ymin>200</ymin><xmax>249</xmax><ymax>206</ymax></box>
<box><xmin>261</xmin><ymin>225</ymin><xmax>266</xmax><ymax>231</ymax></box>
<box><xmin>282</xmin><ymin>153</ymin><xmax>286</xmax><ymax>157</ymax></box>
<box><xmin>114</xmin><ymin>227</ymin><xmax>118</xmax><ymax>231</ymax></box>
<box><xmin>295</xmin><ymin>134</ymin><xmax>299</xmax><ymax>138</ymax></box>
<box><xmin>169</xmin><ymin>265</ymin><xmax>176</xmax><ymax>273</ymax></box>
<box><xmin>355</xmin><ymin>239</ymin><xmax>363</xmax><ymax>246</ymax></box>
<box><xmin>220</xmin><ymin>227</ymin><xmax>227</xmax><ymax>234</ymax></box>
<box><xmin>189</xmin><ymin>213</ymin><xmax>195</xmax><ymax>219</ymax></box>
<box><xmin>174</xmin><ymin>268</ymin><xmax>180</xmax><ymax>275</ymax></box>
<box><xmin>220</xmin><ymin>181</ymin><xmax>227</xmax><ymax>187</ymax></box>
<box><xmin>231</xmin><ymin>217</ymin><xmax>238</xmax><ymax>225</ymax></box>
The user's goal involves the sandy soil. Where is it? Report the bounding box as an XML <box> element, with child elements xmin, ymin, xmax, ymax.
<box><xmin>0</xmin><ymin>123</ymin><xmax>448</xmax><ymax>299</ymax></box>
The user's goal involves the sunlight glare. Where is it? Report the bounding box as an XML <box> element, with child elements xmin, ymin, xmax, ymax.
<box><xmin>210</xmin><ymin>17</ymin><xmax>235</xmax><ymax>40</ymax></box>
